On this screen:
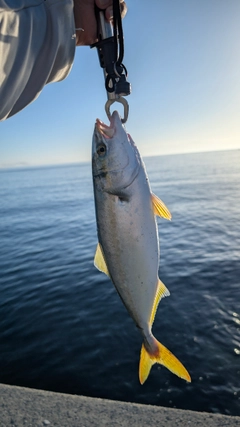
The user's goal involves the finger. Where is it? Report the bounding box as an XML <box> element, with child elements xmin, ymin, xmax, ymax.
<box><xmin>120</xmin><ymin>1</ymin><xmax>127</xmax><ymax>19</ymax></box>
<box><xmin>105</xmin><ymin>1</ymin><xmax>127</xmax><ymax>21</ymax></box>
<box><xmin>105</xmin><ymin>6</ymin><xmax>113</xmax><ymax>21</ymax></box>
<box><xmin>95</xmin><ymin>0</ymin><xmax>112</xmax><ymax>9</ymax></box>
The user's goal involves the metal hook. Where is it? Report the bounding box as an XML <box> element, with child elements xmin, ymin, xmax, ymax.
<box><xmin>105</xmin><ymin>97</ymin><xmax>129</xmax><ymax>124</ymax></box>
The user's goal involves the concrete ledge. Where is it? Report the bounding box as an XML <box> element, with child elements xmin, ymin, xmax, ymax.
<box><xmin>0</xmin><ymin>383</ymin><xmax>239</xmax><ymax>427</ymax></box>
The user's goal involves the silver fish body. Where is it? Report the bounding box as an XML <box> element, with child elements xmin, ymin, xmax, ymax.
<box><xmin>92</xmin><ymin>111</ymin><xmax>190</xmax><ymax>384</ymax></box>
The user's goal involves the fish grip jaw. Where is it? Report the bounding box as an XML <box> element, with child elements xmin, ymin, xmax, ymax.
<box><xmin>105</xmin><ymin>97</ymin><xmax>129</xmax><ymax>124</ymax></box>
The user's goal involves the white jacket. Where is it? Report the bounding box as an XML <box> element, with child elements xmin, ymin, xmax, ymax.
<box><xmin>0</xmin><ymin>0</ymin><xmax>76</xmax><ymax>120</ymax></box>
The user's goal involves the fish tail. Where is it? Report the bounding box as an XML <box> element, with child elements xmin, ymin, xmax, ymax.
<box><xmin>139</xmin><ymin>337</ymin><xmax>191</xmax><ymax>385</ymax></box>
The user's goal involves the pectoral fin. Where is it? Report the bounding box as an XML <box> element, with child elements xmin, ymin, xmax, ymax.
<box><xmin>94</xmin><ymin>243</ymin><xmax>110</xmax><ymax>277</ymax></box>
<box><xmin>149</xmin><ymin>279</ymin><xmax>170</xmax><ymax>326</ymax></box>
<box><xmin>151</xmin><ymin>193</ymin><xmax>171</xmax><ymax>220</ymax></box>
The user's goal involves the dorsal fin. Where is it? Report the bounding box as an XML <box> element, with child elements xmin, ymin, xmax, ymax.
<box><xmin>94</xmin><ymin>243</ymin><xmax>110</xmax><ymax>277</ymax></box>
<box><xmin>151</xmin><ymin>193</ymin><xmax>172</xmax><ymax>220</ymax></box>
<box><xmin>149</xmin><ymin>279</ymin><xmax>170</xmax><ymax>326</ymax></box>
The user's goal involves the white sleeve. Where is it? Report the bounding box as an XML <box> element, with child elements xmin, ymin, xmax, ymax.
<box><xmin>0</xmin><ymin>0</ymin><xmax>76</xmax><ymax>120</ymax></box>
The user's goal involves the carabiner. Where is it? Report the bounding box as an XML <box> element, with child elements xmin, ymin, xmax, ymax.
<box><xmin>105</xmin><ymin>97</ymin><xmax>129</xmax><ymax>124</ymax></box>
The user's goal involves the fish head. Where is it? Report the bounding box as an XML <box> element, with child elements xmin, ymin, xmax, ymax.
<box><xmin>92</xmin><ymin>111</ymin><xmax>140</xmax><ymax>194</ymax></box>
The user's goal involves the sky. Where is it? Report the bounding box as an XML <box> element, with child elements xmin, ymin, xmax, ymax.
<box><xmin>1</xmin><ymin>0</ymin><xmax>240</xmax><ymax>167</ymax></box>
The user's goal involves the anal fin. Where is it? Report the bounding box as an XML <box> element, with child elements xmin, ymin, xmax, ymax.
<box><xmin>149</xmin><ymin>279</ymin><xmax>170</xmax><ymax>326</ymax></box>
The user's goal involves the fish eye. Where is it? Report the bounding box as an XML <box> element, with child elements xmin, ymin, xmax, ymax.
<box><xmin>97</xmin><ymin>143</ymin><xmax>107</xmax><ymax>157</ymax></box>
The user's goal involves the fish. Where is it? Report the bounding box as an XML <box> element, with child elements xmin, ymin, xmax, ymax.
<box><xmin>92</xmin><ymin>111</ymin><xmax>191</xmax><ymax>384</ymax></box>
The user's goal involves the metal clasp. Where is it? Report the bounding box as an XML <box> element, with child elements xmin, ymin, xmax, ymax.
<box><xmin>105</xmin><ymin>97</ymin><xmax>129</xmax><ymax>124</ymax></box>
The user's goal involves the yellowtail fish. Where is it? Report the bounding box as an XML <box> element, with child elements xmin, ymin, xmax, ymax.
<box><xmin>92</xmin><ymin>111</ymin><xmax>191</xmax><ymax>384</ymax></box>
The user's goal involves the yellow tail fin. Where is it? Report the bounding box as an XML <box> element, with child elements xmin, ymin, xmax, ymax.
<box><xmin>139</xmin><ymin>339</ymin><xmax>191</xmax><ymax>385</ymax></box>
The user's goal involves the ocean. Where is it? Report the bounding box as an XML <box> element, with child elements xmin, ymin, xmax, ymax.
<box><xmin>0</xmin><ymin>150</ymin><xmax>239</xmax><ymax>416</ymax></box>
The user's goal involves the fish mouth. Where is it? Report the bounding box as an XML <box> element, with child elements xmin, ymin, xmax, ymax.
<box><xmin>95</xmin><ymin>118</ymin><xmax>115</xmax><ymax>139</ymax></box>
<box><xmin>95</xmin><ymin>111</ymin><xmax>123</xmax><ymax>139</ymax></box>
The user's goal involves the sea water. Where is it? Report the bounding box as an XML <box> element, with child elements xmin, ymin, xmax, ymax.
<box><xmin>0</xmin><ymin>150</ymin><xmax>239</xmax><ymax>415</ymax></box>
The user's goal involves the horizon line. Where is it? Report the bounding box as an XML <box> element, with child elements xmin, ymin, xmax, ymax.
<box><xmin>0</xmin><ymin>147</ymin><xmax>239</xmax><ymax>170</ymax></box>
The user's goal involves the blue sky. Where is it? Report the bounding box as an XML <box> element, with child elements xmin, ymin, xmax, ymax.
<box><xmin>1</xmin><ymin>0</ymin><xmax>240</xmax><ymax>167</ymax></box>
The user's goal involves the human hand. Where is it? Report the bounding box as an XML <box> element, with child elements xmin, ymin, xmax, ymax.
<box><xmin>74</xmin><ymin>0</ymin><xmax>127</xmax><ymax>46</ymax></box>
